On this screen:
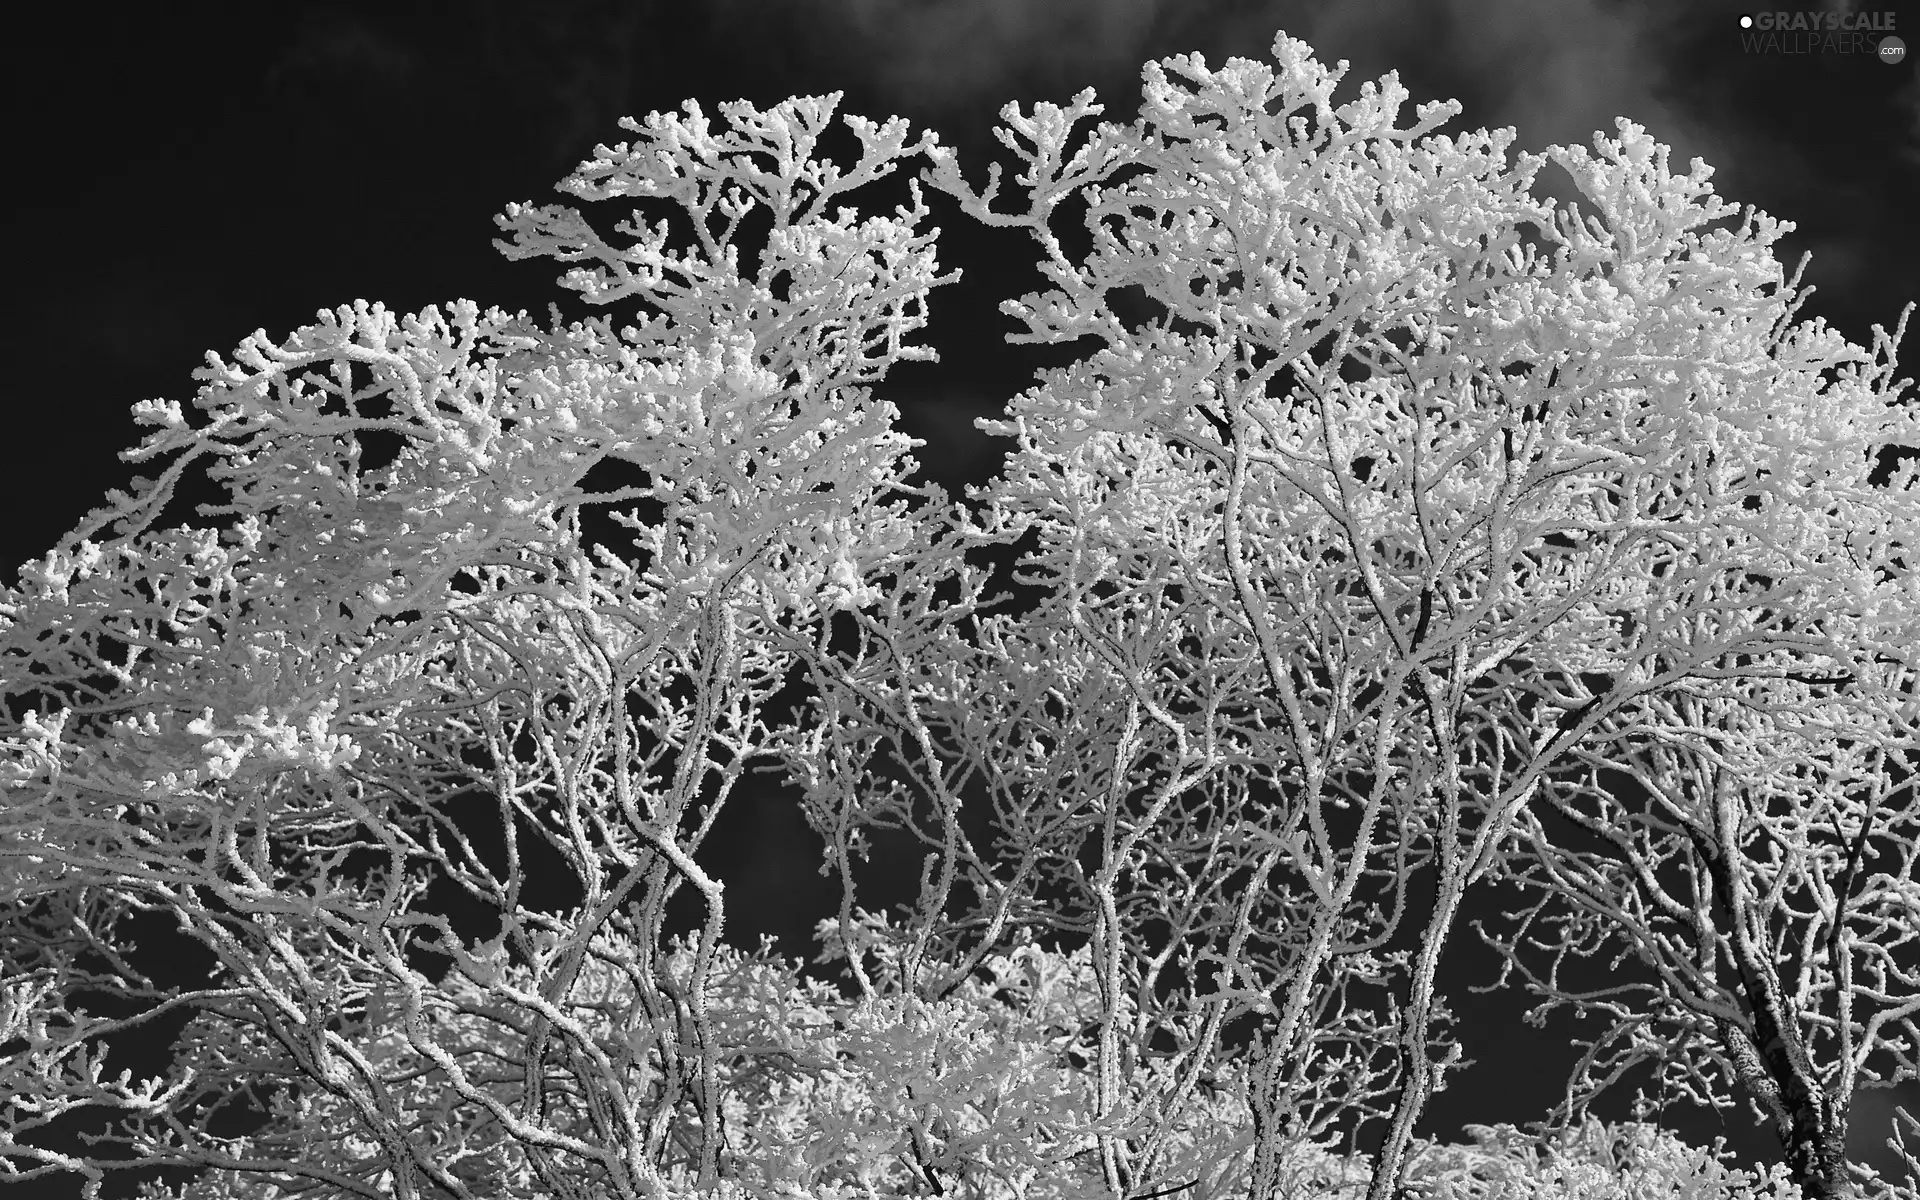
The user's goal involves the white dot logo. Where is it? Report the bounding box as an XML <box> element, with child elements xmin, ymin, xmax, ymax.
<box><xmin>1739</xmin><ymin>14</ymin><xmax>1754</xmax><ymax>28</ymax></box>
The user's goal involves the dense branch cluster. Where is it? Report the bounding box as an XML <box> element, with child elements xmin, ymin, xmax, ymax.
<box><xmin>2</xmin><ymin>30</ymin><xmax>1917</xmax><ymax>1200</ymax></box>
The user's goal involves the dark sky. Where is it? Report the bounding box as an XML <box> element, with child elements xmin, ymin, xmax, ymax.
<box><xmin>6</xmin><ymin>0</ymin><xmax>1920</xmax><ymax>1193</ymax></box>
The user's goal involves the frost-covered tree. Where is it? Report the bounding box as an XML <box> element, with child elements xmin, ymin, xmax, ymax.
<box><xmin>1471</xmin><ymin>643</ymin><xmax>1920</xmax><ymax>1200</ymax></box>
<box><xmin>3</xmin><ymin>28</ymin><xmax>1917</xmax><ymax>1200</ymax></box>
<box><xmin>0</xmin><ymin>92</ymin><xmax>964</xmax><ymax>1198</ymax></box>
<box><xmin>894</xmin><ymin>33</ymin><xmax>1919</xmax><ymax>1200</ymax></box>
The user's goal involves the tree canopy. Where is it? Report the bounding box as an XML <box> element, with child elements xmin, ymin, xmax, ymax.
<box><xmin>3</xmin><ymin>29</ymin><xmax>1917</xmax><ymax>1200</ymax></box>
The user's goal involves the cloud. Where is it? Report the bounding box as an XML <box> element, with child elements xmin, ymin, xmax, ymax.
<box><xmin>1894</xmin><ymin>59</ymin><xmax>1920</xmax><ymax>170</ymax></box>
<box><xmin>469</xmin><ymin>0</ymin><xmax>649</xmax><ymax>172</ymax></box>
<box><xmin>787</xmin><ymin>0</ymin><xmax>1170</xmax><ymax>115</ymax></box>
<box><xmin>760</xmin><ymin>0</ymin><xmax>1717</xmax><ymax>167</ymax></box>
<box><xmin>887</xmin><ymin>382</ymin><xmax>1014</xmax><ymax>492</ymax></box>
<box><xmin>1317</xmin><ymin>0</ymin><xmax>1706</xmax><ymax>155</ymax></box>
<box><xmin>265</xmin><ymin>8</ymin><xmax>418</xmax><ymax>94</ymax></box>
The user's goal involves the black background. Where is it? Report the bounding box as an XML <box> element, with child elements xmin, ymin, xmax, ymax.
<box><xmin>5</xmin><ymin>1</ymin><xmax>1919</xmax><ymax>1195</ymax></box>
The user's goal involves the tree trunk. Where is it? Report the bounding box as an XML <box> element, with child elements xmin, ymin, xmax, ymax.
<box><xmin>1362</xmin><ymin>829</ymin><xmax>1466</xmax><ymax>1200</ymax></box>
<box><xmin>1778</xmin><ymin>1082</ymin><xmax>1856</xmax><ymax>1200</ymax></box>
<box><xmin>1694</xmin><ymin>827</ymin><xmax>1859</xmax><ymax>1200</ymax></box>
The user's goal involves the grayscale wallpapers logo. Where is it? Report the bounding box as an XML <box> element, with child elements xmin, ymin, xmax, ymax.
<box><xmin>1737</xmin><ymin>10</ymin><xmax>1905</xmax><ymax>60</ymax></box>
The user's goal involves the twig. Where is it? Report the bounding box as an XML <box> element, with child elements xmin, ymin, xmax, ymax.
<box><xmin>1128</xmin><ymin>1179</ymin><xmax>1200</xmax><ymax>1200</ymax></box>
